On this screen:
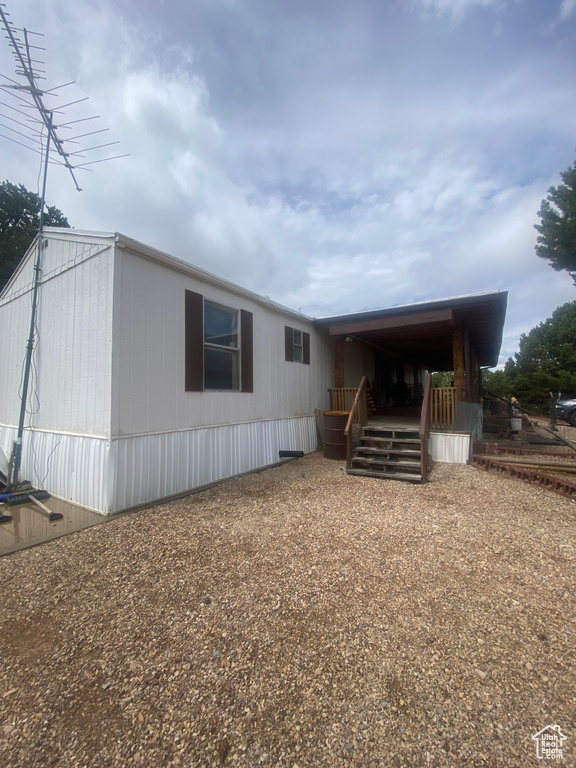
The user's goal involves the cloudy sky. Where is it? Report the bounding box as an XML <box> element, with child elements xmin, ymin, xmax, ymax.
<box><xmin>1</xmin><ymin>0</ymin><xmax>575</xmax><ymax>365</ymax></box>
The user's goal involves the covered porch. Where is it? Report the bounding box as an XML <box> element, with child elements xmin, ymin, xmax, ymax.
<box><xmin>315</xmin><ymin>291</ymin><xmax>508</xmax><ymax>477</ymax></box>
<box><xmin>317</xmin><ymin>291</ymin><xmax>507</xmax><ymax>426</ymax></box>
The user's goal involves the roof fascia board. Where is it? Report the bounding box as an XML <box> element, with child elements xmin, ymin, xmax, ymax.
<box><xmin>316</xmin><ymin>290</ymin><xmax>507</xmax><ymax>326</ymax></box>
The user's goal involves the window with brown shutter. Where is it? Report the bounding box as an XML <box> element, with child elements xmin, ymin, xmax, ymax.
<box><xmin>285</xmin><ymin>325</ymin><xmax>310</xmax><ymax>365</ymax></box>
<box><xmin>185</xmin><ymin>290</ymin><xmax>253</xmax><ymax>391</ymax></box>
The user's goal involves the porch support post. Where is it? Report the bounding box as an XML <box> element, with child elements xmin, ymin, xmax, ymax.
<box><xmin>335</xmin><ymin>337</ymin><xmax>345</xmax><ymax>389</ymax></box>
<box><xmin>452</xmin><ymin>325</ymin><xmax>466</xmax><ymax>402</ymax></box>
<box><xmin>464</xmin><ymin>328</ymin><xmax>471</xmax><ymax>403</ymax></box>
<box><xmin>470</xmin><ymin>345</ymin><xmax>481</xmax><ymax>403</ymax></box>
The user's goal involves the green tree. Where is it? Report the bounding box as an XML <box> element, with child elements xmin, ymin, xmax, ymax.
<box><xmin>0</xmin><ymin>181</ymin><xmax>70</xmax><ymax>292</ymax></box>
<box><xmin>431</xmin><ymin>371</ymin><xmax>454</xmax><ymax>387</ymax></box>
<box><xmin>481</xmin><ymin>368</ymin><xmax>512</xmax><ymax>400</ymax></box>
<box><xmin>505</xmin><ymin>301</ymin><xmax>576</xmax><ymax>409</ymax></box>
<box><xmin>534</xmin><ymin>158</ymin><xmax>576</xmax><ymax>283</ymax></box>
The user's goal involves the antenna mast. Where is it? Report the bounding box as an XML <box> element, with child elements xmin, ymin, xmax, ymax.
<box><xmin>0</xmin><ymin>2</ymin><xmax>128</xmax><ymax>489</ymax></box>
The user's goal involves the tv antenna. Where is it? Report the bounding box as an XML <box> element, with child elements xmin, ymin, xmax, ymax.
<box><xmin>0</xmin><ymin>2</ymin><xmax>128</xmax><ymax>489</ymax></box>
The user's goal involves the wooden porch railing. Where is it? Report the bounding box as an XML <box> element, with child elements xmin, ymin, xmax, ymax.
<box><xmin>343</xmin><ymin>377</ymin><xmax>368</xmax><ymax>471</ymax></box>
<box><xmin>328</xmin><ymin>387</ymin><xmax>359</xmax><ymax>413</ymax></box>
<box><xmin>430</xmin><ymin>386</ymin><xmax>460</xmax><ymax>429</ymax></box>
<box><xmin>419</xmin><ymin>373</ymin><xmax>432</xmax><ymax>482</ymax></box>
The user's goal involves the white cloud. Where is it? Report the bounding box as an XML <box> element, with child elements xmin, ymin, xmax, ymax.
<box><xmin>560</xmin><ymin>0</ymin><xmax>576</xmax><ymax>20</ymax></box>
<box><xmin>411</xmin><ymin>0</ymin><xmax>507</xmax><ymax>20</ymax></box>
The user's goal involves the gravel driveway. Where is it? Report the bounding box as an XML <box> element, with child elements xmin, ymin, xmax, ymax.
<box><xmin>1</xmin><ymin>453</ymin><xmax>574</xmax><ymax>767</ymax></box>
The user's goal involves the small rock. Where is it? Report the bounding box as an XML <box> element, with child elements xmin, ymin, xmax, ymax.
<box><xmin>217</xmin><ymin>738</ymin><xmax>230</xmax><ymax>761</ymax></box>
<box><xmin>3</xmin><ymin>688</ymin><xmax>17</xmax><ymax>698</ymax></box>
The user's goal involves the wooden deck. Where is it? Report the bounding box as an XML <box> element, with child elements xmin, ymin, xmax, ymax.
<box><xmin>367</xmin><ymin>415</ymin><xmax>420</xmax><ymax>431</ymax></box>
<box><xmin>329</xmin><ymin>387</ymin><xmax>459</xmax><ymax>431</ymax></box>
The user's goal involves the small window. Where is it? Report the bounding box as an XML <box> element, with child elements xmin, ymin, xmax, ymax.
<box><xmin>285</xmin><ymin>326</ymin><xmax>310</xmax><ymax>364</ymax></box>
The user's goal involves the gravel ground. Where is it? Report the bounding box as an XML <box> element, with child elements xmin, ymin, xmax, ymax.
<box><xmin>1</xmin><ymin>453</ymin><xmax>575</xmax><ymax>768</ymax></box>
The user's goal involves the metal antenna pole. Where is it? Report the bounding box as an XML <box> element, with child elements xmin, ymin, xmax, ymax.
<box><xmin>10</xmin><ymin>112</ymin><xmax>52</xmax><ymax>488</ymax></box>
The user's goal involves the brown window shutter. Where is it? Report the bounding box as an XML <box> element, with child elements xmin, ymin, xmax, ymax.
<box><xmin>185</xmin><ymin>290</ymin><xmax>204</xmax><ymax>391</ymax></box>
<box><xmin>303</xmin><ymin>331</ymin><xmax>310</xmax><ymax>365</ymax></box>
<box><xmin>285</xmin><ymin>325</ymin><xmax>294</xmax><ymax>361</ymax></box>
<box><xmin>240</xmin><ymin>309</ymin><xmax>253</xmax><ymax>392</ymax></box>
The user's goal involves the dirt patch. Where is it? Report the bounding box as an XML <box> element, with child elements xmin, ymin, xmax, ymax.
<box><xmin>0</xmin><ymin>454</ymin><xmax>574</xmax><ymax>767</ymax></box>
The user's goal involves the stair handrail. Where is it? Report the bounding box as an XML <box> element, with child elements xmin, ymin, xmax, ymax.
<box><xmin>419</xmin><ymin>372</ymin><xmax>432</xmax><ymax>482</ymax></box>
<box><xmin>344</xmin><ymin>376</ymin><xmax>368</xmax><ymax>471</ymax></box>
<box><xmin>482</xmin><ymin>387</ymin><xmax>529</xmax><ymax>416</ymax></box>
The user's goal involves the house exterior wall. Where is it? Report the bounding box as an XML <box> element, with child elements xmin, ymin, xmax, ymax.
<box><xmin>0</xmin><ymin>232</ymin><xmax>116</xmax><ymax>510</ymax></box>
<box><xmin>0</xmin><ymin>231</ymin><xmax>335</xmax><ymax>513</ymax></box>
<box><xmin>111</xmin><ymin>248</ymin><xmax>333</xmax><ymax>437</ymax></box>
<box><xmin>344</xmin><ymin>344</ymin><xmax>374</xmax><ymax>389</ymax></box>
<box><xmin>101</xmin><ymin>245</ymin><xmax>333</xmax><ymax>513</ymax></box>
<box><xmin>0</xmin><ymin>233</ymin><xmax>115</xmax><ymax>437</ymax></box>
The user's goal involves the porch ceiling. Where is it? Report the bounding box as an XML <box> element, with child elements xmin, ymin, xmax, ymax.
<box><xmin>314</xmin><ymin>291</ymin><xmax>508</xmax><ymax>370</ymax></box>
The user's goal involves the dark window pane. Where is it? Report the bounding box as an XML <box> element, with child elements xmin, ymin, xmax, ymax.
<box><xmin>293</xmin><ymin>329</ymin><xmax>303</xmax><ymax>362</ymax></box>
<box><xmin>205</xmin><ymin>348</ymin><xmax>239</xmax><ymax>390</ymax></box>
<box><xmin>285</xmin><ymin>325</ymin><xmax>294</xmax><ymax>361</ymax></box>
<box><xmin>204</xmin><ymin>301</ymin><xmax>238</xmax><ymax>348</ymax></box>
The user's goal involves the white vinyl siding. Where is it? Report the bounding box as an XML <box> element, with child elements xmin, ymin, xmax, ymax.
<box><xmin>113</xmin><ymin>251</ymin><xmax>332</xmax><ymax>437</ymax></box>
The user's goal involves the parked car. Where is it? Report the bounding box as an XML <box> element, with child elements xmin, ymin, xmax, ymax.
<box><xmin>555</xmin><ymin>394</ymin><xmax>576</xmax><ymax>426</ymax></box>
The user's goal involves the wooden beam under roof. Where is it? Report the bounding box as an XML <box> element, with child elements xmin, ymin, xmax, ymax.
<box><xmin>327</xmin><ymin>308</ymin><xmax>453</xmax><ymax>336</ymax></box>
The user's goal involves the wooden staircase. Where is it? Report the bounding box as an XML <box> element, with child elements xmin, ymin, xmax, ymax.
<box><xmin>348</xmin><ymin>425</ymin><xmax>424</xmax><ymax>483</ymax></box>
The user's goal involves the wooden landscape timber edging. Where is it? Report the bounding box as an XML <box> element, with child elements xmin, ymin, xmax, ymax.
<box><xmin>472</xmin><ymin>454</ymin><xmax>576</xmax><ymax>501</ymax></box>
<box><xmin>473</xmin><ymin>442</ymin><xmax>575</xmax><ymax>459</ymax></box>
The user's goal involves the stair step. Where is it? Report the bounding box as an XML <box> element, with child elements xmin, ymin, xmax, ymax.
<box><xmin>352</xmin><ymin>456</ymin><xmax>421</xmax><ymax>472</ymax></box>
<box><xmin>361</xmin><ymin>436</ymin><xmax>421</xmax><ymax>447</ymax></box>
<box><xmin>352</xmin><ymin>457</ymin><xmax>421</xmax><ymax>470</ymax></box>
<box><xmin>363</xmin><ymin>428</ymin><xmax>420</xmax><ymax>439</ymax></box>
<box><xmin>348</xmin><ymin>468</ymin><xmax>423</xmax><ymax>483</ymax></box>
<box><xmin>352</xmin><ymin>466</ymin><xmax>421</xmax><ymax>476</ymax></box>
<box><xmin>354</xmin><ymin>446</ymin><xmax>421</xmax><ymax>458</ymax></box>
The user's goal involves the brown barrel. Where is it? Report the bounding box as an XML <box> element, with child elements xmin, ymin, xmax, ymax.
<box><xmin>323</xmin><ymin>410</ymin><xmax>349</xmax><ymax>460</ymax></box>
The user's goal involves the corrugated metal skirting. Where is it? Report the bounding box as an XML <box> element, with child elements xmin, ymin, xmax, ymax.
<box><xmin>0</xmin><ymin>425</ymin><xmax>111</xmax><ymax>511</ymax></box>
<box><xmin>2</xmin><ymin>416</ymin><xmax>317</xmax><ymax>514</ymax></box>
<box><xmin>429</xmin><ymin>432</ymin><xmax>472</xmax><ymax>464</ymax></box>
<box><xmin>111</xmin><ymin>416</ymin><xmax>317</xmax><ymax>512</ymax></box>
